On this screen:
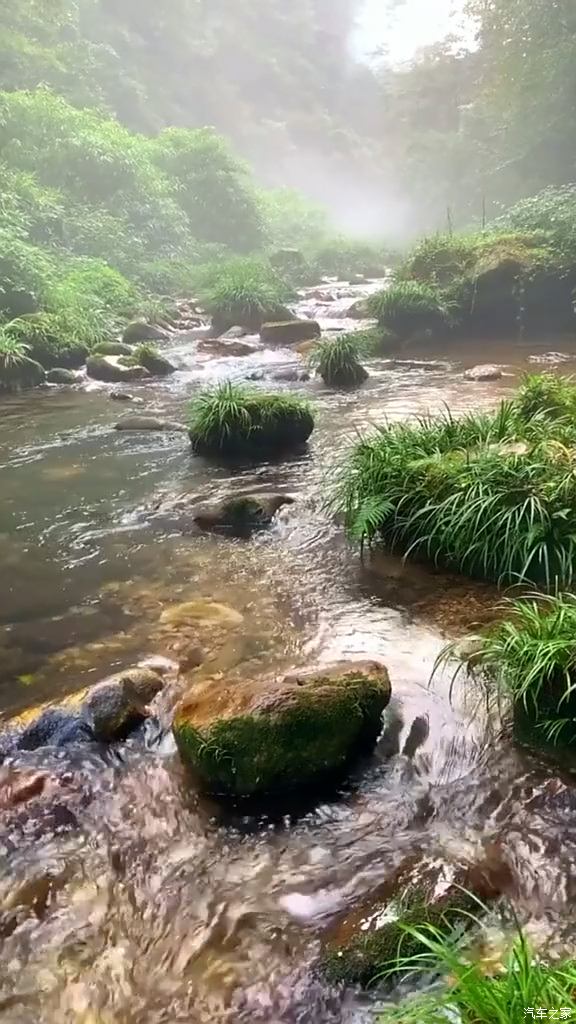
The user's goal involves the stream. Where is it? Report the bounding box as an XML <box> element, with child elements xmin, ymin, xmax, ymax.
<box><xmin>1</xmin><ymin>281</ymin><xmax>576</xmax><ymax>1022</ymax></box>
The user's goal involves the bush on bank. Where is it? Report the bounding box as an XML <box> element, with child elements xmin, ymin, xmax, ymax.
<box><xmin>336</xmin><ymin>373</ymin><xmax>576</xmax><ymax>588</ymax></box>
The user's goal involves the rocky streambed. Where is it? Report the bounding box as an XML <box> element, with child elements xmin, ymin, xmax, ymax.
<box><xmin>1</xmin><ymin>280</ymin><xmax>576</xmax><ymax>1022</ymax></box>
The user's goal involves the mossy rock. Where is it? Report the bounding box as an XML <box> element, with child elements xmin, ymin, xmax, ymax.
<box><xmin>211</xmin><ymin>305</ymin><xmax>293</xmax><ymax>337</ymax></box>
<box><xmin>82</xmin><ymin>667</ymin><xmax>164</xmax><ymax>741</ymax></box>
<box><xmin>192</xmin><ymin>493</ymin><xmax>294</xmax><ymax>536</ymax></box>
<box><xmin>260</xmin><ymin>320</ymin><xmax>321</xmax><ymax>346</ymax></box>
<box><xmin>46</xmin><ymin>368</ymin><xmax>77</xmax><ymax>384</ymax></box>
<box><xmin>136</xmin><ymin>350</ymin><xmax>176</xmax><ymax>376</ymax></box>
<box><xmin>122</xmin><ymin>321</ymin><xmax>168</xmax><ymax>344</ymax></box>
<box><xmin>173</xmin><ymin>660</ymin><xmax>391</xmax><ymax>797</ymax></box>
<box><xmin>189</xmin><ymin>398</ymin><xmax>314</xmax><ymax>459</ymax></box>
<box><xmin>93</xmin><ymin>341</ymin><xmax>135</xmax><ymax>357</ymax></box>
<box><xmin>27</xmin><ymin>339</ymin><xmax>88</xmax><ymax>370</ymax></box>
<box><xmin>321</xmin><ymin>855</ymin><xmax>505</xmax><ymax>987</ymax></box>
<box><xmin>0</xmin><ymin>357</ymin><xmax>45</xmax><ymax>393</ymax></box>
<box><xmin>86</xmin><ymin>355</ymin><xmax>150</xmax><ymax>383</ymax></box>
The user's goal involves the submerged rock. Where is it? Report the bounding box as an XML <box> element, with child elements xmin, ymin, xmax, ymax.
<box><xmin>86</xmin><ymin>355</ymin><xmax>150</xmax><ymax>383</ymax></box>
<box><xmin>109</xmin><ymin>390</ymin><xmax>144</xmax><ymax>403</ymax></box>
<box><xmin>320</xmin><ymin>852</ymin><xmax>508</xmax><ymax>987</ymax></box>
<box><xmin>160</xmin><ymin>601</ymin><xmax>244</xmax><ymax>630</ymax></box>
<box><xmin>269</xmin><ymin>368</ymin><xmax>311</xmax><ymax>382</ymax></box>
<box><xmin>260</xmin><ymin>320</ymin><xmax>321</xmax><ymax>347</ymax></box>
<box><xmin>173</xmin><ymin>660</ymin><xmax>391</xmax><ymax>797</ymax></box>
<box><xmin>192</xmin><ymin>493</ymin><xmax>294</xmax><ymax>536</ymax></box>
<box><xmin>463</xmin><ymin>364</ymin><xmax>505</xmax><ymax>382</ymax></box>
<box><xmin>122</xmin><ymin>321</ymin><xmax>169</xmax><ymax>344</ymax></box>
<box><xmin>46</xmin><ymin>367</ymin><xmax>78</xmax><ymax>384</ymax></box>
<box><xmin>114</xmin><ymin>415</ymin><xmax>187</xmax><ymax>433</ymax></box>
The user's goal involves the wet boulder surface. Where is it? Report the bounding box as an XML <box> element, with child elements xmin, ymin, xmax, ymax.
<box><xmin>173</xmin><ymin>660</ymin><xmax>391</xmax><ymax>797</ymax></box>
<box><xmin>320</xmin><ymin>851</ymin><xmax>509</xmax><ymax>987</ymax></box>
<box><xmin>150</xmin><ymin>491</ymin><xmax>294</xmax><ymax>536</ymax></box>
<box><xmin>86</xmin><ymin>354</ymin><xmax>150</xmax><ymax>383</ymax></box>
<box><xmin>260</xmin><ymin>320</ymin><xmax>321</xmax><ymax>346</ymax></box>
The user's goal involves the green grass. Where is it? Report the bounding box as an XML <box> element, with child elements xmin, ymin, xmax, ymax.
<box><xmin>335</xmin><ymin>374</ymin><xmax>576</xmax><ymax>586</ymax></box>
<box><xmin>378</xmin><ymin>922</ymin><xmax>576</xmax><ymax>1024</ymax></box>
<box><xmin>309</xmin><ymin>335</ymin><xmax>368</xmax><ymax>387</ymax></box>
<box><xmin>367</xmin><ymin>281</ymin><xmax>451</xmax><ymax>340</ymax></box>
<box><xmin>445</xmin><ymin>593</ymin><xmax>576</xmax><ymax>748</ymax></box>
<box><xmin>188</xmin><ymin>381</ymin><xmax>314</xmax><ymax>457</ymax></box>
<box><xmin>0</xmin><ymin>330</ymin><xmax>29</xmax><ymax>368</ymax></box>
<box><xmin>194</xmin><ymin>257</ymin><xmax>295</xmax><ymax>331</ymax></box>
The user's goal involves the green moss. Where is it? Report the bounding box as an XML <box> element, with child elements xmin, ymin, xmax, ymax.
<box><xmin>188</xmin><ymin>382</ymin><xmax>314</xmax><ymax>458</ymax></box>
<box><xmin>173</xmin><ymin>667</ymin><xmax>390</xmax><ymax>796</ymax></box>
<box><xmin>322</xmin><ymin>887</ymin><xmax>478</xmax><ymax>987</ymax></box>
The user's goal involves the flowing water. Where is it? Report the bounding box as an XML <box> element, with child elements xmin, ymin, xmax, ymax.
<box><xmin>1</xmin><ymin>284</ymin><xmax>576</xmax><ymax>1022</ymax></box>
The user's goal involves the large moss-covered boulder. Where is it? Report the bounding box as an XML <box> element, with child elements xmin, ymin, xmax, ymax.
<box><xmin>86</xmin><ymin>354</ymin><xmax>150</xmax><ymax>383</ymax></box>
<box><xmin>0</xmin><ymin>357</ymin><xmax>45</xmax><ymax>393</ymax></box>
<box><xmin>321</xmin><ymin>854</ymin><xmax>506</xmax><ymax>987</ymax></box>
<box><xmin>260</xmin><ymin>320</ymin><xmax>321</xmax><ymax>346</ymax></box>
<box><xmin>122</xmin><ymin>321</ymin><xmax>168</xmax><ymax>344</ymax></box>
<box><xmin>93</xmin><ymin>341</ymin><xmax>134</xmax><ymax>357</ymax></box>
<box><xmin>173</xmin><ymin>660</ymin><xmax>391</xmax><ymax>797</ymax></box>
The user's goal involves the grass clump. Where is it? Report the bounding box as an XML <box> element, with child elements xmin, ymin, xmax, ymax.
<box><xmin>309</xmin><ymin>334</ymin><xmax>368</xmax><ymax>388</ymax></box>
<box><xmin>0</xmin><ymin>326</ymin><xmax>45</xmax><ymax>391</ymax></box>
<box><xmin>447</xmin><ymin>593</ymin><xmax>576</xmax><ymax>751</ymax></box>
<box><xmin>194</xmin><ymin>257</ymin><xmax>295</xmax><ymax>334</ymax></box>
<box><xmin>367</xmin><ymin>282</ymin><xmax>451</xmax><ymax>341</ymax></box>
<box><xmin>336</xmin><ymin>373</ymin><xmax>576</xmax><ymax>587</ymax></box>
<box><xmin>378</xmin><ymin>923</ymin><xmax>576</xmax><ymax>1024</ymax></box>
<box><xmin>188</xmin><ymin>381</ymin><xmax>314</xmax><ymax>458</ymax></box>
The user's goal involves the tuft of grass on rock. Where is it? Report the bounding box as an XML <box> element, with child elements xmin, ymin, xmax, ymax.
<box><xmin>309</xmin><ymin>334</ymin><xmax>368</xmax><ymax>387</ymax></box>
<box><xmin>188</xmin><ymin>380</ymin><xmax>314</xmax><ymax>457</ymax></box>
<box><xmin>367</xmin><ymin>281</ymin><xmax>452</xmax><ymax>341</ymax></box>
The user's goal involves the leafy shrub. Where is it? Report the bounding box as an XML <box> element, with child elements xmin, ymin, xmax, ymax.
<box><xmin>188</xmin><ymin>381</ymin><xmax>314</xmax><ymax>457</ymax></box>
<box><xmin>367</xmin><ymin>281</ymin><xmax>451</xmax><ymax>340</ymax></box>
<box><xmin>335</xmin><ymin>374</ymin><xmax>576</xmax><ymax>586</ymax></box>
<box><xmin>309</xmin><ymin>335</ymin><xmax>368</xmax><ymax>387</ymax></box>
<box><xmin>194</xmin><ymin>257</ymin><xmax>295</xmax><ymax>332</ymax></box>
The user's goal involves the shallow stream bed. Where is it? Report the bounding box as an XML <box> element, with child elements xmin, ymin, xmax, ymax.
<box><xmin>1</xmin><ymin>286</ymin><xmax>576</xmax><ymax>1022</ymax></box>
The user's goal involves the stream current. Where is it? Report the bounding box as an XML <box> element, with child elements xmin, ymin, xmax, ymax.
<box><xmin>1</xmin><ymin>283</ymin><xmax>576</xmax><ymax>1021</ymax></box>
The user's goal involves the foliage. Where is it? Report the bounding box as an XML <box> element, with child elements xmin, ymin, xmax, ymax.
<box><xmin>260</xmin><ymin>188</ymin><xmax>329</xmax><ymax>251</ymax></box>
<box><xmin>150</xmin><ymin>127</ymin><xmax>266</xmax><ymax>252</ymax></box>
<box><xmin>307</xmin><ymin>236</ymin><xmax>390</xmax><ymax>280</ymax></box>
<box><xmin>309</xmin><ymin>335</ymin><xmax>368</xmax><ymax>387</ymax></box>
<box><xmin>447</xmin><ymin>593</ymin><xmax>576</xmax><ymax>748</ymax></box>
<box><xmin>188</xmin><ymin>381</ymin><xmax>314</xmax><ymax>456</ymax></box>
<box><xmin>194</xmin><ymin>258</ymin><xmax>294</xmax><ymax>330</ymax></box>
<box><xmin>0</xmin><ymin>330</ymin><xmax>30</xmax><ymax>368</ymax></box>
<box><xmin>335</xmin><ymin>374</ymin><xmax>576</xmax><ymax>587</ymax></box>
<box><xmin>367</xmin><ymin>282</ymin><xmax>451</xmax><ymax>340</ymax></box>
<box><xmin>378</xmin><ymin>921</ymin><xmax>576</xmax><ymax>1024</ymax></box>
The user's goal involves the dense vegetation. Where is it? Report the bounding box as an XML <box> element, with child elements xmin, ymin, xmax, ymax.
<box><xmin>378</xmin><ymin>923</ymin><xmax>576</xmax><ymax>1023</ymax></box>
<box><xmin>337</xmin><ymin>374</ymin><xmax>576</xmax><ymax>587</ymax></box>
